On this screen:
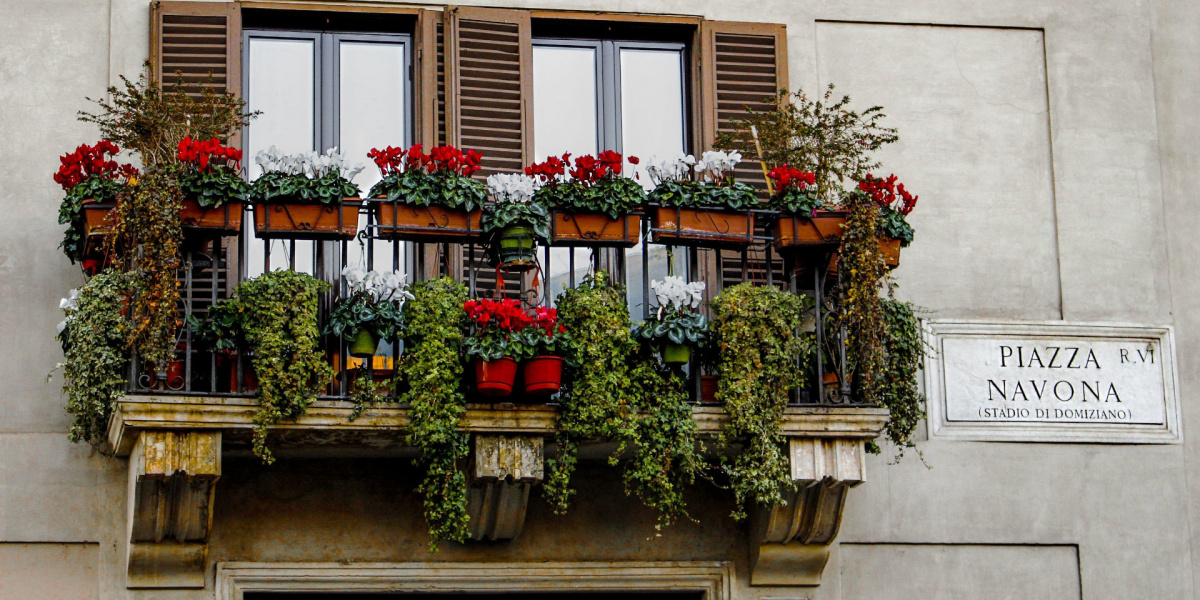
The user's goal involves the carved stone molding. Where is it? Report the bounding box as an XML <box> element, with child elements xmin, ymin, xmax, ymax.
<box><xmin>750</xmin><ymin>437</ymin><xmax>866</xmax><ymax>586</ymax></box>
<box><xmin>467</xmin><ymin>434</ymin><xmax>544</xmax><ymax>541</ymax></box>
<box><xmin>126</xmin><ymin>430</ymin><xmax>221</xmax><ymax>589</ymax></box>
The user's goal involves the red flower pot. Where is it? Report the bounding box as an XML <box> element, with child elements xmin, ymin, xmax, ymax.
<box><xmin>523</xmin><ymin>355</ymin><xmax>563</xmax><ymax>396</ymax></box>
<box><xmin>475</xmin><ymin>356</ymin><xmax>518</xmax><ymax>397</ymax></box>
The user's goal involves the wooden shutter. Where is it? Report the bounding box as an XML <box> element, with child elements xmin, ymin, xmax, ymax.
<box><xmin>444</xmin><ymin>6</ymin><xmax>533</xmax><ymax>178</ymax></box>
<box><xmin>445</xmin><ymin>7</ymin><xmax>532</xmax><ymax>298</ymax></box>
<box><xmin>151</xmin><ymin>1</ymin><xmax>241</xmax><ymax>98</ymax></box>
<box><xmin>699</xmin><ymin>21</ymin><xmax>788</xmax><ymax>291</ymax></box>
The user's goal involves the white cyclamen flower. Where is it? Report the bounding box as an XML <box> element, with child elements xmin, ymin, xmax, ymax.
<box><xmin>59</xmin><ymin>289</ymin><xmax>80</xmax><ymax>312</ymax></box>
<box><xmin>695</xmin><ymin>150</ymin><xmax>742</xmax><ymax>182</ymax></box>
<box><xmin>645</xmin><ymin>154</ymin><xmax>697</xmax><ymax>185</ymax></box>
<box><xmin>487</xmin><ymin>173</ymin><xmax>540</xmax><ymax>204</ymax></box>
<box><xmin>651</xmin><ymin>276</ymin><xmax>706</xmax><ymax>318</ymax></box>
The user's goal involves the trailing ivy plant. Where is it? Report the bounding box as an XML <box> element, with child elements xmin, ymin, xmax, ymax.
<box><xmin>624</xmin><ymin>354</ymin><xmax>701</xmax><ymax>531</ymax></box>
<box><xmin>546</xmin><ymin>272</ymin><xmax>638</xmax><ymax>512</ymax></box>
<box><xmin>711</xmin><ymin>283</ymin><xmax>813</xmax><ymax>520</ymax></box>
<box><xmin>234</xmin><ymin>270</ymin><xmax>333</xmax><ymax>464</ymax></box>
<box><xmin>105</xmin><ymin>170</ymin><xmax>183</xmax><ymax>369</ymax></box>
<box><xmin>77</xmin><ymin>66</ymin><xmax>254</xmax><ymax>369</ymax></box>
<box><xmin>57</xmin><ymin>269</ymin><xmax>130</xmax><ymax>446</ymax></box>
<box><xmin>399</xmin><ymin>276</ymin><xmax>470</xmax><ymax>551</ymax></box>
<box><xmin>877</xmin><ymin>295</ymin><xmax>928</xmax><ymax>459</ymax></box>
<box><xmin>839</xmin><ymin>189</ymin><xmax>888</xmax><ymax>405</ymax></box>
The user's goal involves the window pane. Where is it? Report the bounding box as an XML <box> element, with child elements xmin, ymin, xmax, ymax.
<box><xmin>340</xmin><ymin>40</ymin><xmax>407</xmax><ymax>274</ymax></box>
<box><xmin>245</xmin><ymin>37</ymin><xmax>316</xmax><ymax>275</ymax></box>
<box><xmin>620</xmin><ymin>48</ymin><xmax>687</xmax><ymax>318</ymax></box>
<box><xmin>534</xmin><ymin>45</ymin><xmax>600</xmax><ymax>302</ymax></box>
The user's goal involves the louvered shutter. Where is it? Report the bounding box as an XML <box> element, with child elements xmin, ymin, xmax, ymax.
<box><xmin>151</xmin><ymin>1</ymin><xmax>241</xmax><ymax>304</ymax></box>
<box><xmin>444</xmin><ymin>6</ymin><xmax>532</xmax><ymax>178</ymax></box>
<box><xmin>699</xmin><ymin>21</ymin><xmax>788</xmax><ymax>291</ymax></box>
<box><xmin>445</xmin><ymin>7</ymin><xmax>532</xmax><ymax>299</ymax></box>
<box><xmin>151</xmin><ymin>1</ymin><xmax>241</xmax><ymax>98</ymax></box>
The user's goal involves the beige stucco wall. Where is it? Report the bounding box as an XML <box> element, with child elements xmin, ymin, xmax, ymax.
<box><xmin>1</xmin><ymin>0</ymin><xmax>1196</xmax><ymax>597</ymax></box>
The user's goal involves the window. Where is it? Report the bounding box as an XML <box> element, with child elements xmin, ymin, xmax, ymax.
<box><xmin>242</xmin><ymin>28</ymin><xmax>412</xmax><ymax>278</ymax></box>
<box><xmin>531</xmin><ymin>37</ymin><xmax>690</xmax><ymax>318</ymax></box>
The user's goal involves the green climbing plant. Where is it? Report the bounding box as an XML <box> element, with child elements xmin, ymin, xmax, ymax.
<box><xmin>57</xmin><ymin>269</ymin><xmax>131</xmax><ymax>446</ymax></box>
<box><xmin>546</xmin><ymin>272</ymin><xmax>638</xmax><ymax>513</ymax></box>
<box><xmin>877</xmin><ymin>296</ymin><xmax>928</xmax><ymax>458</ymax></box>
<box><xmin>711</xmin><ymin>283</ymin><xmax>813</xmax><ymax>520</ymax></box>
<box><xmin>400</xmin><ymin>276</ymin><xmax>470</xmax><ymax>551</ymax></box>
<box><xmin>234</xmin><ymin>270</ymin><xmax>333</xmax><ymax>464</ymax></box>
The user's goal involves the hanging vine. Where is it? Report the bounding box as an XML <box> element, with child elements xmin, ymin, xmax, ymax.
<box><xmin>234</xmin><ymin>270</ymin><xmax>333</xmax><ymax>464</ymax></box>
<box><xmin>400</xmin><ymin>276</ymin><xmax>470</xmax><ymax>551</ymax></box>
<box><xmin>711</xmin><ymin>283</ymin><xmax>813</xmax><ymax>520</ymax></box>
<box><xmin>57</xmin><ymin>270</ymin><xmax>131</xmax><ymax>447</ymax></box>
<box><xmin>877</xmin><ymin>295</ymin><xmax>928</xmax><ymax>458</ymax></box>
<box><xmin>545</xmin><ymin>272</ymin><xmax>638</xmax><ymax>514</ymax></box>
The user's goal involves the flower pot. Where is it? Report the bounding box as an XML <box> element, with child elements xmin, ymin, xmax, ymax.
<box><xmin>522</xmin><ymin>355</ymin><xmax>563</xmax><ymax>396</ymax></box>
<box><xmin>549</xmin><ymin>211</ymin><xmax>640</xmax><ymax>247</ymax></box>
<box><xmin>374</xmin><ymin>199</ymin><xmax>483</xmax><ymax>243</ymax></box>
<box><xmin>771</xmin><ymin>211</ymin><xmax>848</xmax><ymax>249</ymax></box>
<box><xmin>180</xmin><ymin>199</ymin><xmax>243</xmax><ymax>236</ymax></box>
<box><xmin>348</xmin><ymin>329</ymin><xmax>378</xmax><ymax>359</ymax></box>
<box><xmin>81</xmin><ymin>199</ymin><xmax>117</xmax><ymax>238</ymax></box>
<box><xmin>700</xmin><ymin>374</ymin><xmax>719</xmax><ymax>403</ymax></box>
<box><xmin>879</xmin><ymin>237</ymin><xmax>902</xmax><ymax>268</ymax></box>
<box><xmin>650</xmin><ymin>206</ymin><xmax>755</xmax><ymax>248</ymax></box>
<box><xmin>498</xmin><ymin>225</ymin><xmax>537</xmax><ymax>264</ymax></box>
<box><xmin>475</xmin><ymin>356</ymin><xmax>518</xmax><ymax>397</ymax></box>
<box><xmin>253</xmin><ymin>198</ymin><xmax>362</xmax><ymax>240</ymax></box>
<box><xmin>662</xmin><ymin>342</ymin><xmax>692</xmax><ymax>365</ymax></box>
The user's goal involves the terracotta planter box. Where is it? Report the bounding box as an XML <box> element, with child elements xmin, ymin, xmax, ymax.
<box><xmin>373</xmin><ymin>199</ymin><xmax>482</xmax><ymax>243</ymax></box>
<box><xmin>772</xmin><ymin>211</ymin><xmax>848</xmax><ymax>249</ymax></box>
<box><xmin>253</xmin><ymin>198</ymin><xmax>362</xmax><ymax>240</ymax></box>
<box><xmin>82</xmin><ymin>200</ymin><xmax>117</xmax><ymax>238</ymax></box>
<box><xmin>549</xmin><ymin>210</ymin><xmax>640</xmax><ymax>247</ymax></box>
<box><xmin>650</xmin><ymin>206</ymin><xmax>755</xmax><ymax>247</ymax></box>
<box><xmin>880</xmin><ymin>237</ymin><xmax>901</xmax><ymax>267</ymax></box>
<box><xmin>180</xmin><ymin>199</ymin><xmax>243</xmax><ymax>236</ymax></box>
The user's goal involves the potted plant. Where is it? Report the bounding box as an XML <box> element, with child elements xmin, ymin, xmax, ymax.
<box><xmin>175</xmin><ymin>136</ymin><xmax>249</xmax><ymax>236</ymax></box>
<box><xmin>767</xmin><ymin>165</ymin><xmax>848</xmax><ymax>249</ymax></box>
<box><xmin>327</xmin><ymin>265</ymin><xmax>413</xmax><ymax>359</ymax></box>
<box><xmin>482</xmin><ymin>173</ymin><xmax>549</xmax><ymax>266</ymax></box>
<box><xmin>52</xmin><ymin>140</ymin><xmax>139</xmax><ymax>265</ymax></box>
<box><xmin>859</xmin><ymin>173</ymin><xmax>917</xmax><ymax>267</ymax></box>
<box><xmin>249</xmin><ymin>146</ymin><xmax>364</xmax><ymax>239</ymax></box>
<box><xmin>646</xmin><ymin>151</ymin><xmax>759</xmax><ymax>247</ymax></box>
<box><xmin>368</xmin><ymin>144</ymin><xmax>487</xmax><ymax>242</ymax></box>
<box><xmin>527</xmin><ymin>151</ymin><xmax>645</xmax><ymax>247</ymax></box>
<box><xmin>462</xmin><ymin>297</ymin><xmax>532</xmax><ymax>396</ymax></box>
<box><xmin>510</xmin><ymin>305</ymin><xmax>570</xmax><ymax>396</ymax></box>
<box><xmin>632</xmin><ymin>276</ymin><xmax>708</xmax><ymax>365</ymax></box>
<box><xmin>188</xmin><ymin>297</ymin><xmax>257</xmax><ymax>393</ymax></box>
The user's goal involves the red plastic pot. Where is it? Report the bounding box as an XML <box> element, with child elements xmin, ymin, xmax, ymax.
<box><xmin>523</xmin><ymin>355</ymin><xmax>563</xmax><ymax>396</ymax></box>
<box><xmin>475</xmin><ymin>356</ymin><xmax>518</xmax><ymax>397</ymax></box>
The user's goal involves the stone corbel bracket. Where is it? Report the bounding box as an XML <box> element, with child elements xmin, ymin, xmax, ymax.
<box><xmin>126</xmin><ymin>430</ymin><xmax>221</xmax><ymax>589</ymax></box>
<box><xmin>749</xmin><ymin>429</ymin><xmax>883</xmax><ymax>586</ymax></box>
<box><xmin>466</xmin><ymin>434</ymin><xmax>544</xmax><ymax>541</ymax></box>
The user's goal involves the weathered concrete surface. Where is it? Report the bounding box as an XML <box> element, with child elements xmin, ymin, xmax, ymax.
<box><xmin>0</xmin><ymin>542</ymin><xmax>99</xmax><ymax>599</ymax></box>
<box><xmin>0</xmin><ymin>0</ymin><xmax>1196</xmax><ymax>598</ymax></box>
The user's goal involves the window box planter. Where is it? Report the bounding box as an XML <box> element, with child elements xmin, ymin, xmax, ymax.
<box><xmin>475</xmin><ymin>356</ymin><xmax>519</xmax><ymax>397</ymax></box>
<box><xmin>548</xmin><ymin>210</ymin><xmax>641</xmax><ymax>247</ymax></box>
<box><xmin>771</xmin><ymin>210</ymin><xmax>848</xmax><ymax>249</ymax></box>
<box><xmin>880</xmin><ymin>237</ymin><xmax>901</xmax><ymax>268</ymax></box>
<box><xmin>82</xmin><ymin>199</ymin><xmax>117</xmax><ymax>238</ymax></box>
<box><xmin>650</xmin><ymin>206</ymin><xmax>755</xmax><ymax>248</ymax></box>
<box><xmin>180</xmin><ymin>199</ymin><xmax>244</xmax><ymax>237</ymax></box>
<box><xmin>522</xmin><ymin>355</ymin><xmax>563</xmax><ymax>396</ymax></box>
<box><xmin>253</xmin><ymin>198</ymin><xmax>362</xmax><ymax>240</ymax></box>
<box><xmin>373</xmin><ymin>199</ymin><xmax>483</xmax><ymax>243</ymax></box>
